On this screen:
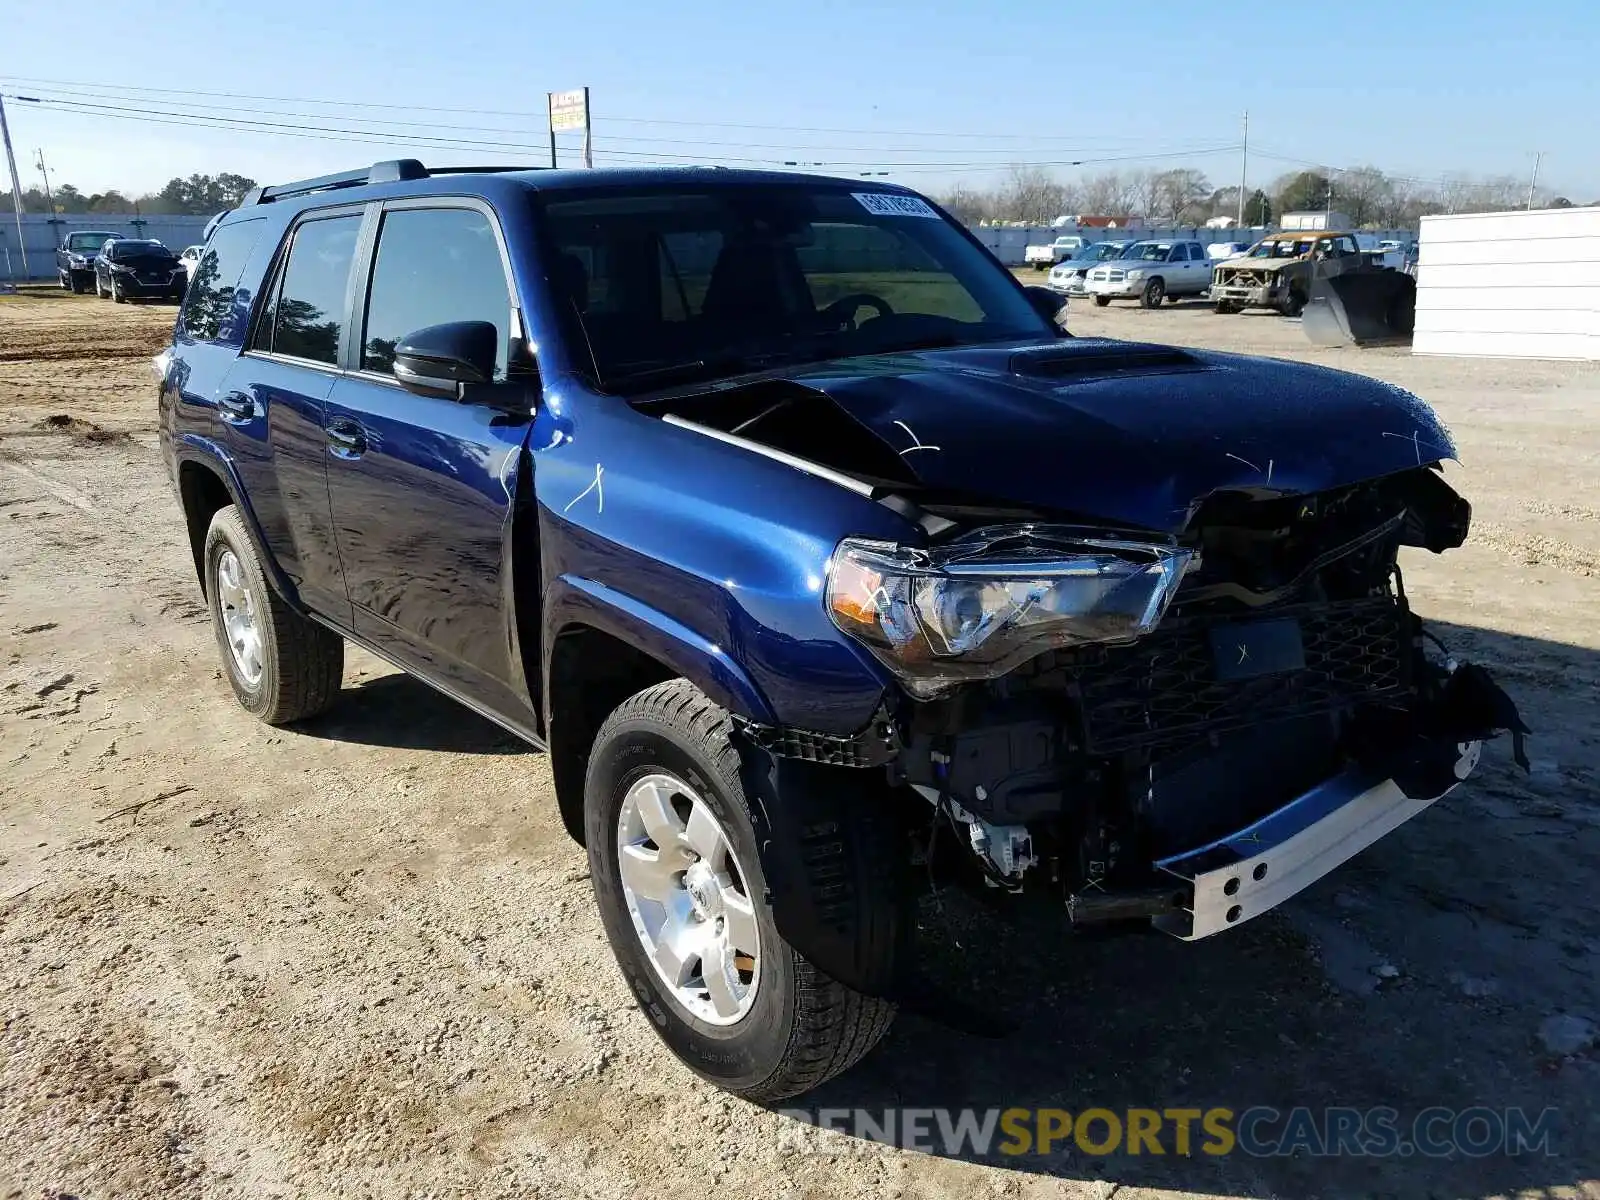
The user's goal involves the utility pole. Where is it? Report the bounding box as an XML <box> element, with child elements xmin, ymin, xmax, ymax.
<box><xmin>1237</xmin><ymin>110</ymin><xmax>1249</xmax><ymax>227</ymax></box>
<box><xmin>0</xmin><ymin>94</ymin><xmax>31</xmax><ymax>280</ymax></box>
<box><xmin>582</xmin><ymin>86</ymin><xmax>592</xmax><ymax>169</ymax></box>
<box><xmin>546</xmin><ymin>93</ymin><xmax>557</xmax><ymax>169</ymax></box>
<box><xmin>1527</xmin><ymin>151</ymin><xmax>1544</xmax><ymax>210</ymax></box>
<box><xmin>34</xmin><ymin>148</ymin><xmax>54</xmax><ymax>216</ymax></box>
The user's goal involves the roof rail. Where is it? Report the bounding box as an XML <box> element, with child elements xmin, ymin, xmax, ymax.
<box><xmin>240</xmin><ymin>159</ymin><xmax>542</xmax><ymax>206</ymax></box>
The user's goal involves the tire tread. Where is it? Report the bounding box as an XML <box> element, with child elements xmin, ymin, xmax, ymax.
<box><xmin>600</xmin><ymin>679</ymin><xmax>896</xmax><ymax>1101</ymax></box>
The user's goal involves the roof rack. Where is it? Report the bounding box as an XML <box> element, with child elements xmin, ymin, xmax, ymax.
<box><xmin>240</xmin><ymin>159</ymin><xmax>543</xmax><ymax>206</ymax></box>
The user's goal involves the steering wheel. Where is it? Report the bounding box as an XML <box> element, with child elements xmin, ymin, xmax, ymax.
<box><xmin>820</xmin><ymin>292</ymin><xmax>894</xmax><ymax>331</ymax></box>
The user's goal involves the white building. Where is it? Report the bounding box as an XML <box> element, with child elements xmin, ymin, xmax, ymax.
<box><xmin>1413</xmin><ymin>206</ymin><xmax>1600</xmax><ymax>361</ymax></box>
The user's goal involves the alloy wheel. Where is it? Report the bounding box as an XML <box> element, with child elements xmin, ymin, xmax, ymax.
<box><xmin>616</xmin><ymin>773</ymin><xmax>761</xmax><ymax>1025</ymax></box>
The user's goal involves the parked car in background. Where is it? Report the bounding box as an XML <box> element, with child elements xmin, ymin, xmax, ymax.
<box><xmin>1206</xmin><ymin>240</ymin><xmax>1252</xmax><ymax>261</ymax></box>
<box><xmin>1085</xmin><ymin>239</ymin><xmax>1212</xmax><ymax>308</ymax></box>
<box><xmin>94</xmin><ymin>239</ymin><xmax>188</xmax><ymax>303</ymax></box>
<box><xmin>179</xmin><ymin>244</ymin><xmax>204</xmax><ymax>280</ymax></box>
<box><xmin>57</xmin><ymin>230</ymin><xmax>124</xmax><ymax>293</ymax></box>
<box><xmin>1045</xmin><ymin>240</ymin><xmax>1133</xmax><ymax>296</ymax></box>
<box><xmin>1024</xmin><ymin>234</ymin><xmax>1086</xmax><ymax>270</ymax></box>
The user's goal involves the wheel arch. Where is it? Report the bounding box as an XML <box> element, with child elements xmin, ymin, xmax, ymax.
<box><xmin>542</xmin><ymin>577</ymin><xmax>780</xmax><ymax>845</ymax></box>
<box><xmin>174</xmin><ymin>440</ymin><xmax>298</xmax><ymax>605</ymax></box>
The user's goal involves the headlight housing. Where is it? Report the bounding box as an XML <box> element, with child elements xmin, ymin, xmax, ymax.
<box><xmin>827</xmin><ymin>526</ymin><xmax>1193</xmax><ymax>697</ymax></box>
<box><xmin>1126</xmin><ymin>269</ymin><xmax>1145</xmax><ymax>281</ymax></box>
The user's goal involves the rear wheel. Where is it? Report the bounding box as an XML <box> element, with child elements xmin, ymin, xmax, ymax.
<box><xmin>203</xmin><ymin>505</ymin><xmax>344</xmax><ymax>724</ymax></box>
<box><xmin>1140</xmin><ymin>278</ymin><xmax>1166</xmax><ymax>309</ymax></box>
<box><xmin>586</xmin><ymin>679</ymin><xmax>898</xmax><ymax>1101</ymax></box>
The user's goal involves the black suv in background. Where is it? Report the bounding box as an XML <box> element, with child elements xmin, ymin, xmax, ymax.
<box><xmin>95</xmin><ymin>239</ymin><xmax>187</xmax><ymax>303</ymax></box>
<box><xmin>56</xmin><ymin>229</ymin><xmax>123</xmax><ymax>292</ymax></box>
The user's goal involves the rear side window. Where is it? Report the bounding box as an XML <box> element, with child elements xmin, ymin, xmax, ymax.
<box><xmin>180</xmin><ymin>219</ymin><xmax>266</xmax><ymax>343</ymax></box>
<box><xmin>258</xmin><ymin>214</ymin><xmax>361</xmax><ymax>365</ymax></box>
<box><xmin>360</xmin><ymin>207</ymin><xmax>511</xmax><ymax>378</ymax></box>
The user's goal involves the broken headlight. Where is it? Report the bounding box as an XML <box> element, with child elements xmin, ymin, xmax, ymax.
<box><xmin>826</xmin><ymin>526</ymin><xmax>1193</xmax><ymax>697</ymax></box>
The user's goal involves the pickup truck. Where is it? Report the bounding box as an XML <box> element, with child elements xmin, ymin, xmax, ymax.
<box><xmin>157</xmin><ymin>159</ymin><xmax>1526</xmax><ymax>1102</ymax></box>
<box><xmin>1084</xmin><ymin>239</ymin><xmax>1213</xmax><ymax>307</ymax></box>
<box><xmin>1024</xmin><ymin>234</ymin><xmax>1085</xmax><ymax>269</ymax></box>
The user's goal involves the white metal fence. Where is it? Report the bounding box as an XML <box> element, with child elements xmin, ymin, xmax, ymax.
<box><xmin>1</xmin><ymin>213</ymin><xmax>213</xmax><ymax>280</ymax></box>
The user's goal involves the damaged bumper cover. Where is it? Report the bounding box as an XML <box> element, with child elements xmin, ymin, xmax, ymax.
<box><xmin>1211</xmin><ymin>279</ymin><xmax>1289</xmax><ymax>306</ymax></box>
<box><xmin>1153</xmin><ymin>739</ymin><xmax>1480</xmax><ymax>940</ymax></box>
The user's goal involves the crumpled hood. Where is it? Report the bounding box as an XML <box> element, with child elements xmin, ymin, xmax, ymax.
<box><xmin>762</xmin><ymin>338</ymin><xmax>1456</xmax><ymax>533</ymax></box>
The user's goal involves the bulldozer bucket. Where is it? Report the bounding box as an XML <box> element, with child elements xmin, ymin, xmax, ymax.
<box><xmin>1304</xmin><ymin>269</ymin><xmax>1417</xmax><ymax>347</ymax></box>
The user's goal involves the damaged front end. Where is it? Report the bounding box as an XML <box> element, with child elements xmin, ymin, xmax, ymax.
<box><xmin>775</xmin><ymin>467</ymin><xmax>1524</xmax><ymax>941</ymax></box>
<box><xmin>649</xmin><ymin>348</ymin><xmax>1527</xmax><ymax>943</ymax></box>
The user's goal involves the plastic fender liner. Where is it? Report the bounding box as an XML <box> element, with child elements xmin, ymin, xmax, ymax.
<box><xmin>735</xmin><ymin>748</ymin><xmax>907</xmax><ymax>998</ymax></box>
<box><xmin>734</xmin><ymin>742</ymin><xmax>1014</xmax><ymax>1036</ymax></box>
<box><xmin>174</xmin><ymin>436</ymin><xmax>301</xmax><ymax>606</ymax></box>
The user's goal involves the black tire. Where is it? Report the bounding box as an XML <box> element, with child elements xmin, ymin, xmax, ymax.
<box><xmin>112</xmin><ymin>280</ymin><xmax>127</xmax><ymax>304</ymax></box>
<box><xmin>1140</xmin><ymin>278</ymin><xmax>1166</xmax><ymax>309</ymax></box>
<box><xmin>95</xmin><ymin>275</ymin><xmax>108</xmax><ymax>299</ymax></box>
<box><xmin>1281</xmin><ymin>287</ymin><xmax>1307</xmax><ymax>318</ymax></box>
<box><xmin>58</xmin><ymin>271</ymin><xmax>71</xmax><ymax>291</ymax></box>
<box><xmin>203</xmin><ymin>505</ymin><xmax>343</xmax><ymax>724</ymax></box>
<box><xmin>70</xmin><ymin>275</ymin><xmax>86</xmax><ymax>295</ymax></box>
<box><xmin>585</xmin><ymin>679</ymin><xmax>897</xmax><ymax>1101</ymax></box>
<box><xmin>1093</xmin><ymin>295</ymin><xmax>1111</xmax><ymax>307</ymax></box>
<box><xmin>1214</xmin><ymin>300</ymin><xmax>1242</xmax><ymax>314</ymax></box>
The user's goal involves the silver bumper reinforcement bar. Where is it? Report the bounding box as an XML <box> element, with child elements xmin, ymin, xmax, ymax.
<box><xmin>1153</xmin><ymin>740</ymin><xmax>1482</xmax><ymax>940</ymax></box>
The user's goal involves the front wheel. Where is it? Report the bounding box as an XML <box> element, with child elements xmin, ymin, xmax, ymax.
<box><xmin>1093</xmin><ymin>295</ymin><xmax>1111</xmax><ymax>307</ymax></box>
<box><xmin>586</xmin><ymin>680</ymin><xmax>898</xmax><ymax>1101</ymax></box>
<box><xmin>1214</xmin><ymin>300</ymin><xmax>1242</xmax><ymax>314</ymax></box>
<box><xmin>1280</xmin><ymin>287</ymin><xmax>1307</xmax><ymax>318</ymax></box>
<box><xmin>1140</xmin><ymin>278</ymin><xmax>1166</xmax><ymax>309</ymax></box>
<box><xmin>111</xmin><ymin>280</ymin><xmax>127</xmax><ymax>304</ymax></box>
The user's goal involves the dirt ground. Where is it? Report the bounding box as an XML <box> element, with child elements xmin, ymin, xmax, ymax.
<box><xmin>1</xmin><ymin>289</ymin><xmax>1597</xmax><ymax>1200</ymax></box>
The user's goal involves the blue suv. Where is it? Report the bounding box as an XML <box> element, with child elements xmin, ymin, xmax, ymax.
<box><xmin>158</xmin><ymin>159</ymin><xmax>1525</xmax><ymax>1100</ymax></box>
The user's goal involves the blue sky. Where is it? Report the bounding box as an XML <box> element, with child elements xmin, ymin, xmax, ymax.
<box><xmin>4</xmin><ymin>0</ymin><xmax>1596</xmax><ymax>201</ymax></box>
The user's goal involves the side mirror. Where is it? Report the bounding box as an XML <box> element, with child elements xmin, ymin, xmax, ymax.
<box><xmin>1022</xmin><ymin>285</ymin><xmax>1071</xmax><ymax>336</ymax></box>
<box><xmin>393</xmin><ymin>321</ymin><xmax>498</xmax><ymax>398</ymax></box>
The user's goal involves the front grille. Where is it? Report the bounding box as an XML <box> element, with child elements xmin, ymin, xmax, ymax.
<box><xmin>1045</xmin><ymin>597</ymin><xmax>1408</xmax><ymax>754</ymax></box>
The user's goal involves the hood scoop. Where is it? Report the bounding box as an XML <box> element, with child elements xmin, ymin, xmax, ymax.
<box><xmin>1009</xmin><ymin>340</ymin><xmax>1205</xmax><ymax>383</ymax></box>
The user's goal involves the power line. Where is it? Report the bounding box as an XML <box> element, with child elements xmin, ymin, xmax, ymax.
<box><xmin>7</xmin><ymin>94</ymin><xmax>1243</xmax><ymax>174</ymax></box>
<box><xmin>10</xmin><ymin>85</ymin><xmax>1210</xmax><ymax>158</ymax></box>
<box><xmin>0</xmin><ymin>72</ymin><xmax>1228</xmax><ymax>146</ymax></box>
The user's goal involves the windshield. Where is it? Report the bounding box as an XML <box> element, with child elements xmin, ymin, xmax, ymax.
<box><xmin>1128</xmin><ymin>243</ymin><xmax>1175</xmax><ymax>261</ymax></box>
<box><xmin>1249</xmin><ymin>239</ymin><xmax>1313</xmax><ymax>259</ymax></box>
<box><xmin>539</xmin><ymin>186</ymin><xmax>1052</xmax><ymax>392</ymax></box>
<box><xmin>66</xmin><ymin>233</ymin><xmax>115</xmax><ymax>252</ymax></box>
<box><xmin>1087</xmin><ymin>242</ymin><xmax>1128</xmax><ymax>262</ymax></box>
<box><xmin>109</xmin><ymin>241</ymin><xmax>173</xmax><ymax>260</ymax></box>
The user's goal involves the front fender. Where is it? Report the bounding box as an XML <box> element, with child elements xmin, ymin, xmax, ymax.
<box><xmin>543</xmin><ymin>574</ymin><xmax>779</xmax><ymax>726</ymax></box>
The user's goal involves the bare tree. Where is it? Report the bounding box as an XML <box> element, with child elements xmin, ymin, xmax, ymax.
<box><xmin>1079</xmin><ymin>170</ymin><xmax>1137</xmax><ymax>216</ymax></box>
<box><xmin>1151</xmin><ymin>168</ymin><xmax>1212</xmax><ymax>225</ymax></box>
<box><xmin>1330</xmin><ymin>165</ymin><xmax>1394</xmax><ymax>227</ymax></box>
<box><xmin>1126</xmin><ymin>169</ymin><xmax>1161</xmax><ymax>219</ymax></box>
<box><xmin>999</xmin><ymin>165</ymin><xmax>1074</xmax><ymax>226</ymax></box>
<box><xmin>936</xmin><ymin>183</ymin><xmax>996</xmax><ymax>225</ymax></box>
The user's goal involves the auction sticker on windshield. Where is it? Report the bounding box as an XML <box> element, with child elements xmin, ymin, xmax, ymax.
<box><xmin>852</xmin><ymin>193</ymin><xmax>940</xmax><ymax>218</ymax></box>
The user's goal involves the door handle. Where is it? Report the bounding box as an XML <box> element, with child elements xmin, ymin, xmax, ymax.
<box><xmin>327</xmin><ymin>421</ymin><xmax>368</xmax><ymax>459</ymax></box>
<box><xmin>218</xmin><ymin>391</ymin><xmax>256</xmax><ymax>423</ymax></box>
